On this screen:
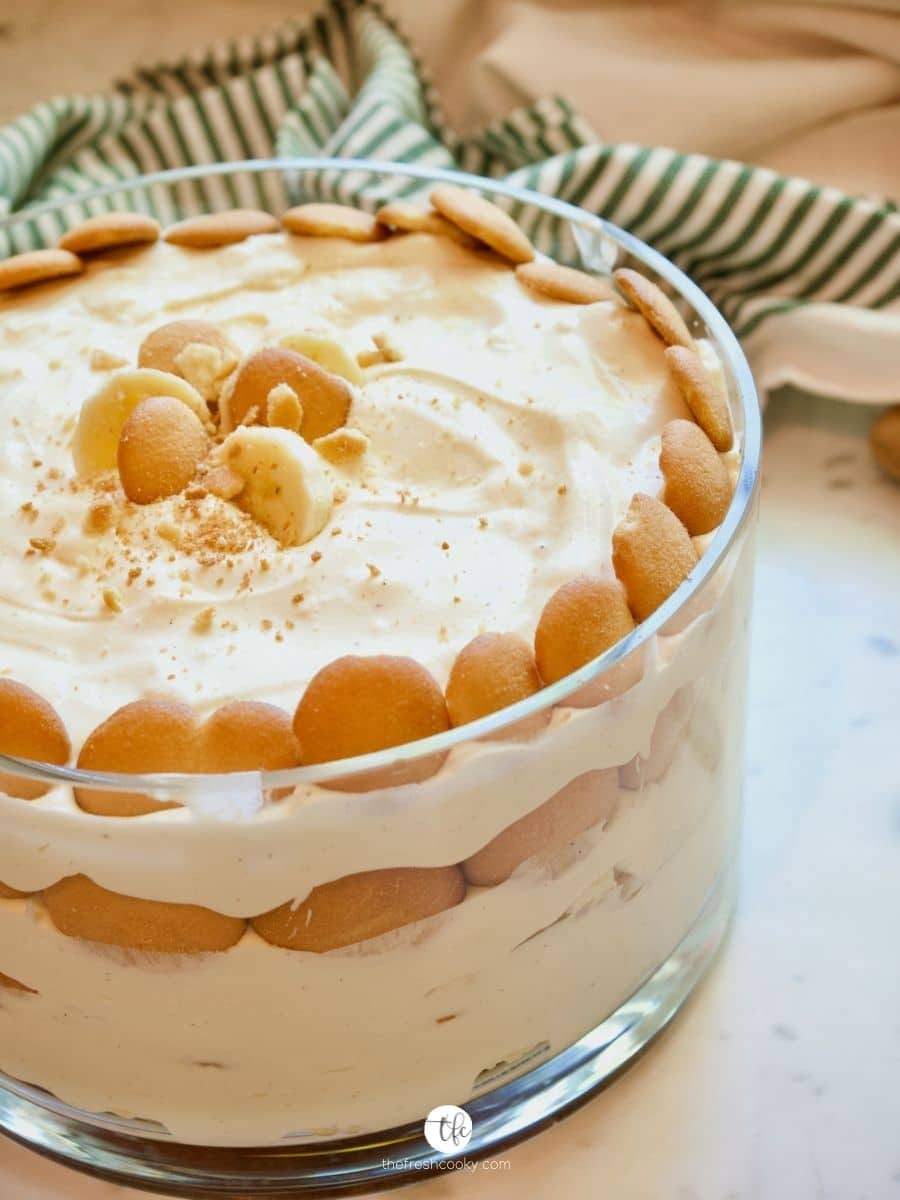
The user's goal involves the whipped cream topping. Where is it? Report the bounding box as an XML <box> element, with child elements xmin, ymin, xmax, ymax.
<box><xmin>0</xmin><ymin>232</ymin><xmax>696</xmax><ymax>745</ymax></box>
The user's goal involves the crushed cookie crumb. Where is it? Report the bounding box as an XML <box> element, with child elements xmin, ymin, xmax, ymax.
<box><xmin>126</xmin><ymin>567</ymin><xmax>142</xmax><ymax>586</ymax></box>
<box><xmin>157</xmin><ymin>521</ymin><xmax>181</xmax><ymax>546</ymax></box>
<box><xmin>557</xmin><ymin>484</ymin><xmax>568</xmax><ymax>495</ymax></box>
<box><xmin>366</xmin><ymin>563</ymin><xmax>381</xmax><ymax>579</ymax></box>
<box><xmin>310</xmin><ymin>551</ymin><xmax>322</xmax><ymax>564</ymax></box>
<box><xmin>203</xmin><ymin>464</ymin><xmax>244</xmax><ymax>501</ymax></box>
<box><xmin>84</xmin><ymin>500</ymin><xmax>115</xmax><ymax>535</ymax></box>
<box><xmin>292</xmin><ymin>593</ymin><xmax>305</xmax><ymax>605</ymax></box>
<box><xmin>102</xmin><ymin>587</ymin><xmax>123</xmax><ymax>613</ymax></box>
<box><xmin>28</xmin><ymin>536</ymin><xmax>55</xmax><ymax>555</ymax></box>
<box><xmin>266</xmin><ymin>383</ymin><xmax>303</xmax><ymax>432</ymax></box>
<box><xmin>314</xmin><ymin>427</ymin><xmax>369</xmax><ymax>465</ymax></box>
<box><xmin>89</xmin><ymin>348</ymin><xmax>128</xmax><ymax>372</ymax></box>
<box><xmin>372</xmin><ymin>332</ymin><xmax>404</xmax><ymax>362</ymax></box>
<box><xmin>192</xmin><ymin>606</ymin><xmax>216</xmax><ymax>634</ymax></box>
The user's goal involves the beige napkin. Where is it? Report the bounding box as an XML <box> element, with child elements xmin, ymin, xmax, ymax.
<box><xmin>393</xmin><ymin>0</ymin><xmax>900</xmax><ymax>200</ymax></box>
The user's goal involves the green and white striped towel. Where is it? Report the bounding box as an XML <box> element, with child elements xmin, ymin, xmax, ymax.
<box><xmin>0</xmin><ymin>0</ymin><xmax>896</xmax><ymax>404</ymax></box>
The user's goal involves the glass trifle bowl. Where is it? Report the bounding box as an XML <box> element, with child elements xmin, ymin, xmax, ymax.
<box><xmin>0</xmin><ymin>159</ymin><xmax>760</xmax><ymax>1195</ymax></box>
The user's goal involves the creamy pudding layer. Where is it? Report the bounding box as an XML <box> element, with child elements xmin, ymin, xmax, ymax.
<box><xmin>0</xmin><ymin>233</ymin><xmax>707</xmax><ymax>745</ymax></box>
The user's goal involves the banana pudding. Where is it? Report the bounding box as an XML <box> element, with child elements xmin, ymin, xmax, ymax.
<box><xmin>0</xmin><ymin>191</ymin><xmax>752</xmax><ymax>1147</ymax></box>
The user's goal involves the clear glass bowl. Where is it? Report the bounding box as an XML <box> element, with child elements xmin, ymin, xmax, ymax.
<box><xmin>0</xmin><ymin>159</ymin><xmax>761</xmax><ymax>1196</ymax></box>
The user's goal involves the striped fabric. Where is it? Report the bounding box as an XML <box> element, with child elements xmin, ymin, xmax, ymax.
<box><xmin>0</xmin><ymin>0</ymin><xmax>896</xmax><ymax>353</ymax></box>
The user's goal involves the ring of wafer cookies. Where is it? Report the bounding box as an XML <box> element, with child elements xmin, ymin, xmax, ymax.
<box><xmin>43</xmin><ymin>874</ymin><xmax>245</xmax><ymax>953</ymax></box>
<box><xmin>220</xmin><ymin>347</ymin><xmax>352</xmax><ymax>442</ymax></box>
<box><xmin>659</xmin><ymin>419</ymin><xmax>733</xmax><ymax>536</ymax></box>
<box><xmin>664</xmin><ymin>345</ymin><xmax>733</xmax><ymax>452</ymax></box>
<box><xmin>252</xmin><ymin>865</ymin><xmax>466</xmax><ymax>952</ymax></box>
<box><xmin>293</xmin><ymin>655</ymin><xmax>450</xmax><ymax>790</ymax></box>
<box><xmin>446</xmin><ymin>633</ymin><xmax>546</xmax><ymax>739</ymax></box>
<box><xmin>282</xmin><ymin>203</ymin><xmax>386</xmax><ymax>244</ymax></box>
<box><xmin>164</xmin><ymin>209</ymin><xmax>280</xmax><ymax>248</ymax></box>
<box><xmin>58</xmin><ymin>213</ymin><xmax>160</xmax><ymax>255</ymax></box>
<box><xmin>75</xmin><ymin>698</ymin><xmax>299</xmax><ymax>816</ymax></box>
<box><xmin>613</xmin><ymin>268</ymin><xmax>694</xmax><ymax>349</ymax></box>
<box><xmin>516</xmin><ymin>260</ymin><xmax>613</xmax><ymax>305</ymax></box>
<box><xmin>374</xmin><ymin>200</ymin><xmax>480</xmax><ymax>248</ymax></box>
<box><xmin>196</xmin><ymin>701</ymin><xmax>300</xmax><ymax>773</ymax></box>
<box><xmin>430</xmin><ymin>185</ymin><xmax>534</xmax><ymax>264</ymax></box>
<box><xmin>612</xmin><ymin>494</ymin><xmax>698</xmax><ymax>622</ymax></box>
<box><xmin>534</xmin><ymin>577</ymin><xmax>635</xmax><ymax>687</ymax></box>
<box><xmin>533</xmin><ymin>576</ymin><xmax>643</xmax><ymax>708</ymax></box>
<box><xmin>75</xmin><ymin>700</ymin><xmax>198</xmax><ymax>816</ymax></box>
<box><xmin>0</xmin><ymin>249</ymin><xmax>83</xmax><ymax>292</ymax></box>
<box><xmin>0</xmin><ymin>680</ymin><xmax>71</xmax><ymax>800</ymax></box>
<box><xmin>463</xmin><ymin>768</ymin><xmax>618</xmax><ymax>887</ymax></box>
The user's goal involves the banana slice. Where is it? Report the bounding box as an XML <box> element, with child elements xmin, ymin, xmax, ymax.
<box><xmin>277</xmin><ymin>332</ymin><xmax>364</xmax><ymax>385</ymax></box>
<box><xmin>73</xmin><ymin>369</ymin><xmax>211</xmax><ymax>478</ymax></box>
<box><xmin>213</xmin><ymin>425</ymin><xmax>333</xmax><ymax>547</ymax></box>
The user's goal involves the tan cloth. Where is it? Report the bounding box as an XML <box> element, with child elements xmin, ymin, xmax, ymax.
<box><xmin>392</xmin><ymin>0</ymin><xmax>900</xmax><ymax>198</ymax></box>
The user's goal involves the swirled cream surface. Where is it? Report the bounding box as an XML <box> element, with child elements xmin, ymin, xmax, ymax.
<box><xmin>0</xmin><ymin>231</ymin><xmax>697</xmax><ymax>745</ymax></box>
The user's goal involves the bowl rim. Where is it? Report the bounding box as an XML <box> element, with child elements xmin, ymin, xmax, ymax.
<box><xmin>0</xmin><ymin>156</ymin><xmax>762</xmax><ymax>797</ymax></box>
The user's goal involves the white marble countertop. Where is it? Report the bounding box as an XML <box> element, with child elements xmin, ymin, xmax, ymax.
<box><xmin>0</xmin><ymin>5</ymin><xmax>898</xmax><ymax>1197</ymax></box>
<box><xmin>0</xmin><ymin>395</ymin><xmax>895</xmax><ymax>1200</ymax></box>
